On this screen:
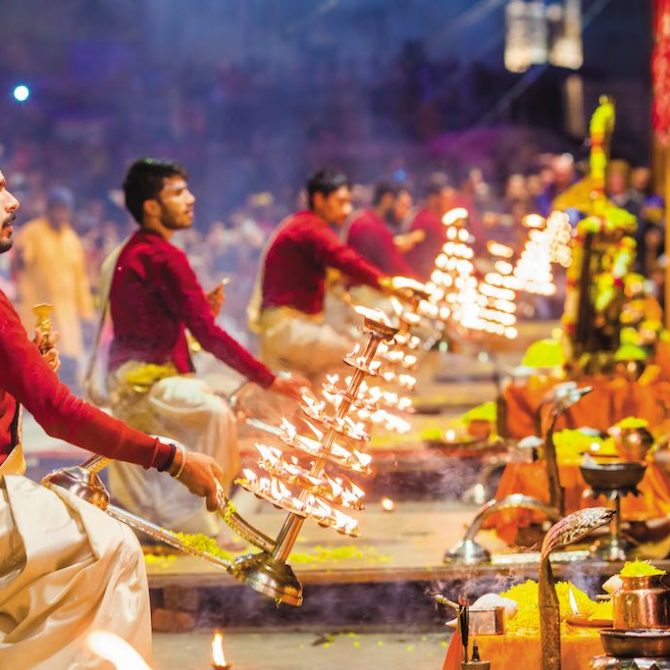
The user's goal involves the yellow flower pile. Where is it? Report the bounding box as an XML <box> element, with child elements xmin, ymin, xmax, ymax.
<box><xmin>123</xmin><ymin>363</ymin><xmax>178</xmax><ymax>391</ymax></box>
<box><xmin>553</xmin><ymin>429</ymin><xmax>617</xmax><ymax>464</ymax></box>
<box><xmin>615</xmin><ymin>417</ymin><xmax>649</xmax><ymax>431</ymax></box>
<box><xmin>500</xmin><ymin>580</ymin><xmax>598</xmax><ymax>634</ymax></box>
<box><xmin>288</xmin><ymin>545</ymin><xmax>392</xmax><ymax>566</ymax></box>
<box><xmin>521</xmin><ymin>338</ymin><xmax>565</xmax><ymax>369</ymax></box>
<box><xmin>619</xmin><ymin>560</ymin><xmax>666</xmax><ymax>577</ymax></box>
<box><xmin>173</xmin><ymin>531</ymin><xmax>238</xmax><ymax>561</ymax></box>
<box><xmin>589</xmin><ymin>599</ymin><xmax>613</xmax><ymax>621</ymax></box>
<box><xmin>462</xmin><ymin>401</ymin><xmax>496</xmax><ymax>425</ymax></box>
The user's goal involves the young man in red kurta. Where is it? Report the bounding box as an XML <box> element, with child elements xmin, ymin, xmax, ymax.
<box><xmin>0</xmin><ymin>167</ymin><xmax>224</xmax><ymax>667</ymax></box>
<box><xmin>103</xmin><ymin>159</ymin><xmax>305</xmax><ymax>537</ymax></box>
<box><xmin>254</xmin><ymin>168</ymin><xmax>388</xmax><ymax>377</ymax></box>
<box><xmin>404</xmin><ymin>173</ymin><xmax>459</xmax><ymax>281</ymax></box>
<box><xmin>346</xmin><ymin>181</ymin><xmax>417</xmax><ymax>277</ymax></box>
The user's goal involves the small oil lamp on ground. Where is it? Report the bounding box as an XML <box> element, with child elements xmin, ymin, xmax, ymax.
<box><xmin>211</xmin><ymin>632</ymin><xmax>232</xmax><ymax>670</ymax></box>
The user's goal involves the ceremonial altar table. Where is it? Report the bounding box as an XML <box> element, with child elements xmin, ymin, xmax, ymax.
<box><xmin>488</xmin><ymin>458</ymin><xmax>670</xmax><ymax>544</ymax></box>
<box><xmin>442</xmin><ymin>628</ymin><xmax>603</xmax><ymax>670</ymax></box>
<box><xmin>504</xmin><ymin>373</ymin><xmax>670</xmax><ymax>440</ymax></box>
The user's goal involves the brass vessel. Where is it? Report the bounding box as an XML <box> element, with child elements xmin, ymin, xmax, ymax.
<box><xmin>612</xmin><ymin>575</ymin><xmax>670</xmax><ymax>630</ymax></box>
<box><xmin>614</xmin><ymin>426</ymin><xmax>654</xmax><ymax>462</ymax></box>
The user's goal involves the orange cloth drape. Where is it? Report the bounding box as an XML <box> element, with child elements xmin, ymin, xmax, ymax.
<box><xmin>490</xmin><ymin>460</ymin><xmax>670</xmax><ymax>544</ymax></box>
<box><xmin>442</xmin><ymin>629</ymin><xmax>603</xmax><ymax>670</ymax></box>
<box><xmin>505</xmin><ymin>374</ymin><xmax>670</xmax><ymax>439</ymax></box>
<box><xmin>495</xmin><ymin>349</ymin><xmax>670</xmax><ymax>543</ymax></box>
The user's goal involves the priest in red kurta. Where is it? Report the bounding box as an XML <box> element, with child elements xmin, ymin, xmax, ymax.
<box><xmin>404</xmin><ymin>173</ymin><xmax>460</xmax><ymax>280</ymax></box>
<box><xmin>346</xmin><ymin>182</ymin><xmax>416</xmax><ymax>277</ymax></box>
<box><xmin>101</xmin><ymin>159</ymin><xmax>305</xmax><ymax>538</ymax></box>
<box><xmin>0</xmin><ymin>167</ymin><xmax>225</xmax><ymax>668</ymax></box>
<box><xmin>252</xmin><ymin>168</ymin><xmax>388</xmax><ymax>377</ymax></box>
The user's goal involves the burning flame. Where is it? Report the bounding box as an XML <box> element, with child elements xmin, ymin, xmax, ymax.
<box><xmin>442</xmin><ymin>207</ymin><xmax>469</xmax><ymax>226</ymax></box>
<box><xmin>380</xmin><ymin>496</ymin><xmax>395</xmax><ymax>512</ymax></box>
<box><xmin>486</xmin><ymin>241</ymin><xmax>514</xmax><ymax>258</ymax></box>
<box><xmin>87</xmin><ymin>632</ymin><xmax>152</xmax><ymax>670</ymax></box>
<box><xmin>353</xmin><ymin>304</ymin><xmax>392</xmax><ymax>327</ymax></box>
<box><xmin>212</xmin><ymin>631</ymin><xmax>228</xmax><ymax>667</ymax></box>
<box><xmin>568</xmin><ymin>587</ymin><xmax>579</xmax><ymax>616</ymax></box>
<box><xmin>523</xmin><ymin>213</ymin><xmax>545</xmax><ymax>229</ymax></box>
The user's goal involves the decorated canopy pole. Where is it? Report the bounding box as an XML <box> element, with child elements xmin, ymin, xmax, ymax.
<box><xmin>653</xmin><ymin>0</ymin><xmax>670</xmax><ymax>326</ymax></box>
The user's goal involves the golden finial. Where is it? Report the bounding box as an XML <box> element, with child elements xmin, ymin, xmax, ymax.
<box><xmin>32</xmin><ymin>303</ymin><xmax>53</xmax><ymax>352</ymax></box>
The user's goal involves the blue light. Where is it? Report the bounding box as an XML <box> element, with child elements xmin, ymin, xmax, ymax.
<box><xmin>393</xmin><ymin>168</ymin><xmax>408</xmax><ymax>183</ymax></box>
<box><xmin>13</xmin><ymin>85</ymin><xmax>30</xmax><ymax>103</ymax></box>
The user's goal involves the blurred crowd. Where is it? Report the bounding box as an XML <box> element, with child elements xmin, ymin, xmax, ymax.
<box><xmin>0</xmin><ymin>144</ymin><xmax>663</xmax><ymax>392</ymax></box>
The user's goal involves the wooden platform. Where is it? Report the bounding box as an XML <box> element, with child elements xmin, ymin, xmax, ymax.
<box><xmin>25</xmin><ymin>320</ymin><xmax>612</xmax><ymax>630</ymax></box>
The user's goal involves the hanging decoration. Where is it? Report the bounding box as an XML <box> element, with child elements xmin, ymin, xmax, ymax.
<box><xmin>549</xmin><ymin>0</ymin><xmax>583</xmax><ymax>70</ymax></box>
<box><xmin>505</xmin><ymin>0</ymin><xmax>549</xmax><ymax>73</ymax></box>
<box><xmin>653</xmin><ymin>0</ymin><xmax>670</xmax><ymax>144</ymax></box>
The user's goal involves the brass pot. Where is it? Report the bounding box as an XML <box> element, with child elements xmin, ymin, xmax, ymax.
<box><xmin>617</xmin><ymin>359</ymin><xmax>647</xmax><ymax>381</ymax></box>
<box><xmin>612</xmin><ymin>575</ymin><xmax>670</xmax><ymax>629</ymax></box>
<box><xmin>615</xmin><ymin>427</ymin><xmax>654</xmax><ymax>462</ymax></box>
<box><xmin>467</xmin><ymin>419</ymin><xmax>492</xmax><ymax>441</ymax></box>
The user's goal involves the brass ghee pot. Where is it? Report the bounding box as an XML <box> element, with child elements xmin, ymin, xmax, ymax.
<box><xmin>613</xmin><ymin>574</ymin><xmax>670</xmax><ymax>629</ymax></box>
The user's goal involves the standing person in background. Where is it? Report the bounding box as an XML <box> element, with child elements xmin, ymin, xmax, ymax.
<box><xmin>12</xmin><ymin>187</ymin><xmax>94</xmax><ymax>389</ymax></box>
<box><xmin>607</xmin><ymin>160</ymin><xmax>639</xmax><ymax>218</ymax></box>
<box><xmin>404</xmin><ymin>173</ymin><xmax>458</xmax><ymax>281</ymax></box>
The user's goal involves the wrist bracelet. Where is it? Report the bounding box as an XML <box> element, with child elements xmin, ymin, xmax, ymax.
<box><xmin>157</xmin><ymin>443</ymin><xmax>177</xmax><ymax>472</ymax></box>
<box><xmin>171</xmin><ymin>445</ymin><xmax>187</xmax><ymax>480</ymax></box>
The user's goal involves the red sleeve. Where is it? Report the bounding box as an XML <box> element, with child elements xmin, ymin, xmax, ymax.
<box><xmin>0</xmin><ymin>293</ymin><xmax>171</xmax><ymax>469</ymax></box>
<box><xmin>311</xmin><ymin>225</ymin><xmax>385</xmax><ymax>287</ymax></box>
<box><xmin>155</xmin><ymin>247</ymin><xmax>276</xmax><ymax>388</ymax></box>
<box><xmin>347</xmin><ymin>221</ymin><xmax>409</xmax><ymax>277</ymax></box>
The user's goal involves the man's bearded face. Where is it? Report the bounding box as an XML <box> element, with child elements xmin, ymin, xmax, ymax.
<box><xmin>0</xmin><ymin>212</ymin><xmax>16</xmax><ymax>253</ymax></box>
<box><xmin>0</xmin><ymin>170</ymin><xmax>20</xmax><ymax>254</ymax></box>
<box><xmin>155</xmin><ymin>176</ymin><xmax>195</xmax><ymax>231</ymax></box>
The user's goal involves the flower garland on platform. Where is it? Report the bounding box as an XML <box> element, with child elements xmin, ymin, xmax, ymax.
<box><xmin>562</xmin><ymin>207</ymin><xmax>636</xmax><ymax>342</ymax></box>
<box><xmin>556</xmin><ymin>97</ymin><xmax>664</xmax><ymax>369</ymax></box>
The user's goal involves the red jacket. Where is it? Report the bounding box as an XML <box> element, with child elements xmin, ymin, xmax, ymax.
<box><xmin>404</xmin><ymin>208</ymin><xmax>444</xmax><ymax>281</ymax></box>
<box><xmin>109</xmin><ymin>230</ymin><xmax>274</xmax><ymax>388</ymax></box>
<box><xmin>261</xmin><ymin>210</ymin><xmax>384</xmax><ymax>315</ymax></box>
<box><xmin>0</xmin><ymin>289</ymin><xmax>171</xmax><ymax>467</ymax></box>
<box><xmin>346</xmin><ymin>210</ymin><xmax>414</xmax><ymax>277</ymax></box>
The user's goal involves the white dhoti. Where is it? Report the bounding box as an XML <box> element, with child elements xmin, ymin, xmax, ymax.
<box><xmin>258</xmin><ymin>307</ymin><xmax>354</xmax><ymax>380</ymax></box>
<box><xmin>0</xmin><ymin>447</ymin><xmax>151</xmax><ymax>670</ymax></box>
<box><xmin>108</xmin><ymin>366</ymin><xmax>238</xmax><ymax>536</ymax></box>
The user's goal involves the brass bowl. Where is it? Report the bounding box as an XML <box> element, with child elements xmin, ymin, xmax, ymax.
<box><xmin>600</xmin><ymin>629</ymin><xmax>670</xmax><ymax>658</ymax></box>
<box><xmin>579</xmin><ymin>462</ymin><xmax>647</xmax><ymax>491</ymax></box>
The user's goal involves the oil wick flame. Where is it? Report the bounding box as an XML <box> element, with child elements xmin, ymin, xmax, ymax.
<box><xmin>212</xmin><ymin>631</ymin><xmax>228</xmax><ymax>667</ymax></box>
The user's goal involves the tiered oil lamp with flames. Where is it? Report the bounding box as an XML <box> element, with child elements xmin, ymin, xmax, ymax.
<box><xmin>42</xmin><ymin>305</ymin><xmax>400</xmax><ymax>608</ymax></box>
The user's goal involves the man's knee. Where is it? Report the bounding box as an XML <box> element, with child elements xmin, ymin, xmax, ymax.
<box><xmin>103</xmin><ymin>518</ymin><xmax>144</xmax><ymax>569</ymax></box>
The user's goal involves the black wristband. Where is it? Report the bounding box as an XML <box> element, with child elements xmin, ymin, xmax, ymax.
<box><xmin>157</xmin><ymin>443</ymin><xmax>177</xmax><ymax>472</ymax></box>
